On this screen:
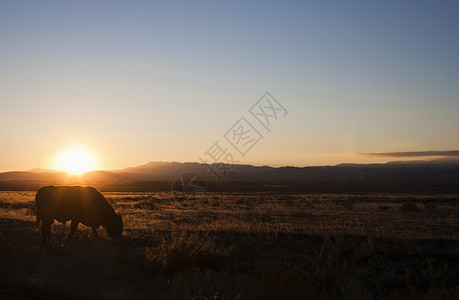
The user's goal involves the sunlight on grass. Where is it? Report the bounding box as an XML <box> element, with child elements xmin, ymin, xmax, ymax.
<box><xmin>1</xmin><ymin>191</ymin><xmax>458</xmax><ymax>298</ymax></box>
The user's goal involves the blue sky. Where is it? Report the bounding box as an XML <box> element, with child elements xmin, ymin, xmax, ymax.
<box><xmin>1</xmin><ymin>1</ymin><xmax>458</xmax><ymax>171</ymax></box>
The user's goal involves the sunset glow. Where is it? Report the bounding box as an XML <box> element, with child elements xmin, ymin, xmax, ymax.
<box><xmin>0</xmin><ymin>1</ymin><xmax>457</xmax><ymax>173</ymax></box>
<box><xmin>54</xmin><ymin>146</ymin><xmax>98</xmax><ymax>175</ymax></box>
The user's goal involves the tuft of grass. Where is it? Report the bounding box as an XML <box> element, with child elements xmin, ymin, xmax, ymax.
<box><xmin>145</xmin><ymin>231</ymin><xmax>232</xmax><ymax>274</ymax></box>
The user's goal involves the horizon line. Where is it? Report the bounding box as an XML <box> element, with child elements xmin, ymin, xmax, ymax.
<box><xmin>2</xmin><ymin>156</ymin><xmax>459</xmax><ymax>174</ymax></box>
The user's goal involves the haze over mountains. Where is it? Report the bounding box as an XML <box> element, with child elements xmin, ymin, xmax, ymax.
<box><xmin>1</xmin><ymin>159</ymin><xmax>459</xmax><ymax>192</ymax></box>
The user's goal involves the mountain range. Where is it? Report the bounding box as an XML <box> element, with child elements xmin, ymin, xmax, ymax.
<box><xmin>1</xmin><ymin>159</ymin><xmax>459</xmax><ymax>192</ymax></box>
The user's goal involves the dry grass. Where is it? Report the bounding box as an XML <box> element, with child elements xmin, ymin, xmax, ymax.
<box><xmin>0</xmin><ymin>191</ymin><xmax>458</xmax><ymax>299</ymax></box>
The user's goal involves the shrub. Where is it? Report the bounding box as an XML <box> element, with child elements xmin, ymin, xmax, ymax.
<box><xmin>343</xmin><ymin>201</ymin><xmax>354</xmax><ymax>211</ymax></box>
<box><xmin>378</xmin><ymin>205</ymin><xmax>391</xmax><ymax>211</ymax></box>
<box><xmin>424</xmin><ymin>202</ymin><xmax>438</xmax><ymax>212</ymax></box>
<box><xmin>401</xmin><ymin>201</ymin><xmax>418</xmax><ymax>212</ymax></box>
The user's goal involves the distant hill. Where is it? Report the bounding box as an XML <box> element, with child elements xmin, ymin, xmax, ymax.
<box><xmin>1</xmin><ymin>159</ymin><xmax>459</xmax><ymax>192</ymax></box>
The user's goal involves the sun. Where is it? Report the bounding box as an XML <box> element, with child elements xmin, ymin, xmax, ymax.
<box><xmin>54</xmin><ymin>146</ymin><xmax>98</xmax><ymax>175</ymax></box>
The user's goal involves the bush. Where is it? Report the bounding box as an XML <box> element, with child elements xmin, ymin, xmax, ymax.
<box><xmin>378</xmin><ymin>205</ymin><xmax>391</xmax><ymax>211</ymax></box>
<box><xmin>401</xmin><ymin>201</ymin><xmax>418</xmax><ymax>212</ymax></box>
<box><xmin>424</xmin><ymin>202</ymin><xmax>438</xmax><ymax>212</ymax></box>
<box><xmin>343</xmin><ymin>201</ymin><xmax>354</xmax><ymax>211</ymax></box>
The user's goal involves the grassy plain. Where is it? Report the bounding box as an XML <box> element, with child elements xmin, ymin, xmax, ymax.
<box><xmin>0</xmin><ymin>191</ymin><xmax>458</xmax><ymax>299</ymax></box>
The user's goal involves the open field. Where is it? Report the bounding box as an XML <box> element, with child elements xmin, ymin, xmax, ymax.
<box><xmin>1</xmin><ymin>191</ymin><xmax>458</xmax><ymax>299</ymax></box>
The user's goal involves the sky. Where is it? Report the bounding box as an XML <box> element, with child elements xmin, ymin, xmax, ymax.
<box><xmin>1</xmin><ymin>0</ymin><xmax>458</xmax><ymax>172</ymax></box>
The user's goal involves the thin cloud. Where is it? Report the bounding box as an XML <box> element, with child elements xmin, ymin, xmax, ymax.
<box><xmin>358</xmin><ymin>150</ymin><xmax>459</xmax><ymax>158</ymax></box>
